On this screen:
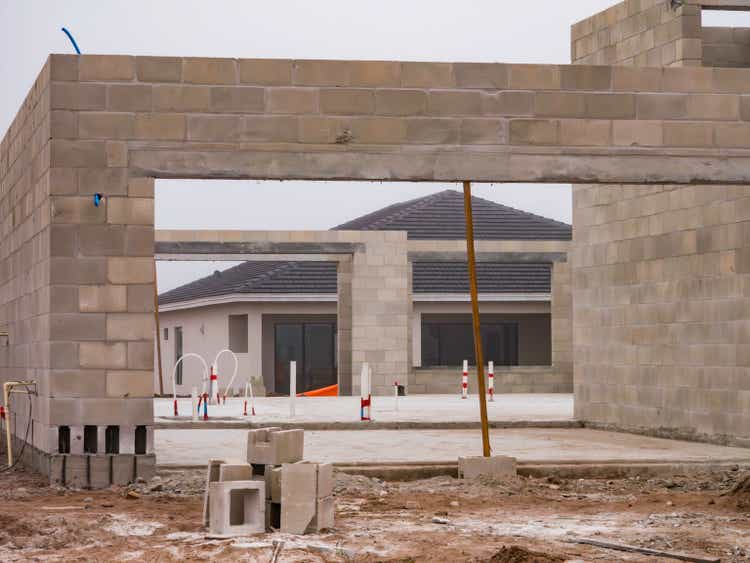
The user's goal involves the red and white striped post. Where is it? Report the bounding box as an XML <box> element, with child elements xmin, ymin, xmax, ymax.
<box><xmin>243</xmin><ymin>381</ymin><xmax>248</xmax><ymax>417</ymax></box>
<box><xmin>488</xmin><ymin>361</ymin><xmax>495</xmax><ymax>402</ymax></box>
<box><xmin>209</xmin><ymin>365</ymin><xmax>218</xmax><ymax>405</ymax></box>
<box><xmin>360</xmin><ymin>363</ymin><xmax>371</xmax><ymax>421</ymax></box>
<box><xmin>461</xmin><ymin>359</ymin><xmax>469</xmax><ymax>399</ymax></box>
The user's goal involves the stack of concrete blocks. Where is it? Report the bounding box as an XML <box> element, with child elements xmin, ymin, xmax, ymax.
<box><xmin>202</xmin><ymin>428</ymin><xmax>334</xmax><ymax>536</ymax></box>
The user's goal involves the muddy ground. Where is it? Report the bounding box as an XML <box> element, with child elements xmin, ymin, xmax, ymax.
<box><xmin>0</xmin><ymin>462</ymin><xmax>749</xmax><ymax>562</ymax></box>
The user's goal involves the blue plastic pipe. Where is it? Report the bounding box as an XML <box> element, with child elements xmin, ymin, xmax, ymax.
<box><xmin>61</xmin><ymin>28</ymin><xmax>81</xmax><ymax>54</ymax></box>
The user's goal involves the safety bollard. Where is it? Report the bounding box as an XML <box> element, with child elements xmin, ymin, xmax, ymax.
<box><xmin>360</xmin><ymin>363</ymin><xmax>371</xmax><ymax>421</ymax></box>
<box><xmin>461</xmin><ymin>359</ymin><xmax>468</xmax><ymax>399</ymax></box>
<box><xmin>488</xmin><ymin>361</ymin><xmax>495</xmax><ymax>402</ymax></box>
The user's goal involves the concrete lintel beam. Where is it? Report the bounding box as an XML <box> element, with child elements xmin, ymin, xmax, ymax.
<box><xmin>408</xmin><ymin>251</ymin><xmax>568</xmax><ymax>263</ymax></box>
<box><xmin>153</xmin><ymin>241</ymin><xmax>362</xmax><ymax>256</ymax></box>
<box><xmin>132</xmin><ymin>150</ymin><xmax>750</xmax><ymax>186</ymax></box>
<box><xmin>699</xmin><ymin>0</ymin><xmax>750</xmax><ymax>10</ymax></box>
<box><xmin>156</xmin><ymin>253</ymin><xmax>350</xmax><ymax>262</ymax></box>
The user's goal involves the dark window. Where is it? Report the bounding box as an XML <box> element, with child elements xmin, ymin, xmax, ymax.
<box><xmin>105</xmin><ymin>426</ymin><xmax>120</xmax><ymax>454</ymax></box>
<box><xmin>229</xmin><ymin>315</ymin><xmax>249</xmax><ymax>353</ymax></box>
<box><xmin>274</xmin><ymin>322</ymin><xmax>336</xmax><ymax>394</ymax></box>
<box><xmin>134</xmin><ymin>426</ymin><xmax>147</xmax><ymax>455</ymax></box>
<box><xmin>174</xmin><ymin>326</ymin><xmax>183</xmax><ymax>385</ymax></box>
<box><xmin>58</xmin><ymin>426</ymin><xmax>70</xmax><ymax>454</ymax></box>
<box><xmin>421</xmin><ymin>320</ymin><xmax>518</xmax><ymax>367</ymax></box>
<box><xmin>164</xmin><ymin>328</ymin><xmax>168</xmax><ymax>340</ymax></box>
<box><xmin>83</xmin><ymin>426</ymin><xmax>98</xmax><ymax>454</ymax></box>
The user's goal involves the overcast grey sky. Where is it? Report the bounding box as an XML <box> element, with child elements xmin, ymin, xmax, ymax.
<box><xmin>1</xmin><ymin>2</ymin><xmax>745</xmax><ymax>291</ymax></box>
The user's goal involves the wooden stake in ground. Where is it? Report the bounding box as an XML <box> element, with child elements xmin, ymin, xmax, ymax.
<box><xmin>463</xmin><ymin>181</ymin><xmax>491</xmax><ymax>457</ymax></box>
<box><xmin>154</xmin><ymin>262</ymin><xmax>164</xmax><ymax>396</ymax></box>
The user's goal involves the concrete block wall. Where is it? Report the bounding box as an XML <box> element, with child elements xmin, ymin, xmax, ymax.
<box><xmin>571</xmin><ymin>0</ymin><xmax>702</xmax><ymax>67</ymax></box>
<box><xmin>571</xmin><ymin>0</ymin><xmax>750</xmax><ymax>445</ymax></box>
<box><xmin>703</xmin><ymin>27</ymin><xmax>750</xmax><ymax>68</ymax></box>
<box><xmin>4</xmin><ymin>48</ymin><xmax>750</xmax><ymax>479</ymax></box>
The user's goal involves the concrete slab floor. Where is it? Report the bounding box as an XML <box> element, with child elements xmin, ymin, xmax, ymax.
<box><xmin>155</xmin><ymin>393</ymin><xmax>574</xmax><ymax>424</ymax></box>
<box><xmin>155</xmin><ymin>427</ymin><xmax>750</xmax><ymax>467</ymax></box>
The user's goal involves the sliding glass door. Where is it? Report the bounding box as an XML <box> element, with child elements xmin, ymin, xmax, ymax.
<box><xmin>274</xmin><ymin>322</ymin><xmax>336</xmax><ymax>394</ymax></box>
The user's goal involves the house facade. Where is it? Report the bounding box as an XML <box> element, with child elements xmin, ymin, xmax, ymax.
<box><xmin>158</xmin><ymin>190</ymin><xmax>572</xmax><ymax>396</ymax></box>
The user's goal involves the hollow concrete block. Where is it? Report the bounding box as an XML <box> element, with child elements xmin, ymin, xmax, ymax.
<box><xmin>280</xmin><ymin>462</ymin><xmax>335</xmax><ymax>534</ymax></box>
<box><xmin>66</xmin><ymin>454</ymin><xmax>88</xmax><ymax>488</ymax></box>
<box><xmin>266</xmin><ymin>465</ymin><xmax>281</xmax><ymax>502</ymax></box>
<box><xmin>246</xmin><ymin>428</ymin><xmax>303</xmax><ymax>465</ymax></box>
<box><xmin>208</xmin><ymin>480</ymin><xmax>266</xmax><ymax>537</ymax></box>
<box><xmin>202</xmin><ymin>458</ymin><xmax>226</xmax><ymax>526</ymax></box>
<box><xmin>112</xmin><ymin>454</ymin><xmax>134</xmax><ymax>485</ymax></box>
<box><xmin>135</xmin><ymin>454</ymin><xmax>156</xmax><ymax>481</ymax></box>
<box><xmin>457</xmin><ymin>455</ymin><xmax>517</xmax><ymax>479</ymax></box>
<box><xmin>89</xmin><ymin>454</ymin><xmax>111</xmax><ymax>488</ymax></box>
<box><xmin>49</xmin><ymin>454</ymin><xmax>65</xmax><ymax>486</ymax></box>
<box><xmin>219</xmin><ymin>463</ymin><xmax>253</xmax><ymax>482</ymax></box>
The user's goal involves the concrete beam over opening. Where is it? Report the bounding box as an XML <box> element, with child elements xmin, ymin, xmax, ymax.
<box><xmin>409</xmin><ymin>251</ymin><xmax>568</xmax><ymax>263</ymax></box>
<box><xmin>699</xmin><ymin>0</ymin><xmax>750</xmax><ymax>10</ymax></box>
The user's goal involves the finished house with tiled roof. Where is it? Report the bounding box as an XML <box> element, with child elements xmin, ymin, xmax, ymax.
<box><xmin>158</xmin><ymin>190</ymin><xmax>572</xmax><ymax>396</ymax></box>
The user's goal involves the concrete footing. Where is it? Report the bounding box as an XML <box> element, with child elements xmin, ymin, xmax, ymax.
<box><xmin>458</xmin><ymin>455</ymin><xmax>517</xmax><ymax>479</ymax></box>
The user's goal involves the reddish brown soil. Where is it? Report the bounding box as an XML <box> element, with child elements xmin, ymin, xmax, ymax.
<box><xmin>0</xmin><ymin>464</ymin><xmax>748</xmax><ymax>562</ymax></box>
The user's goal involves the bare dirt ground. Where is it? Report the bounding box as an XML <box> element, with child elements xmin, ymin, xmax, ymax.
<box><xmin>0</xmin><ymin>461</ymin><xmax>749</xmax><ymax>562</ymax></box>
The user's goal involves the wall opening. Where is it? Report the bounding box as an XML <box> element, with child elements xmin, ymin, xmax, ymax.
<box><xmin>134</xmin><ymin>426</ymin><xmax>147</xmax><ymax>455</ymax></box>
<box><xmin>105</xmin><ymin>426</ymin><xmax>119</xmax><ymax>455</ymax></box>
<box><xmin>156</xmin><ymin>179</ymin><xmax>571</xmax><ymax>396</ymax></box>
<box><xmin>83</xmin><ymin>426</ymin><xmax>98</xmax><ymax>454</ymax></box>
<box><xmin>57</xmin><ymin>426</ymin><xmax>70</xmax><ymax>454</ymax></box>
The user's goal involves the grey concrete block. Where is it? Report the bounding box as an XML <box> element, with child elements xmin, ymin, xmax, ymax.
<box><xmin>112</xmin><ymin>454</ymin><xmax>134</xmax><ymax>485</ymax></box>
<box><xmin>203</xmin><ymin>459</ymin><xmax>226</xmax><ymax>526</ymax></box>
<box><xmin>315</xmin><ymin>496</ymin><xmax>335</xmax><ymax>531</ymax></box>
<box><xmin>246</xmin><ymin>428</ymin><xmax>303</xmax><ymax>465</ymax></box>
<box><xmin>458</xmin><ymin>455</ymin><xmax>517</xmax><ymax>480</ymax></box>
<box><xmin>66</xmin><ymin>454</ymin><xmax>88</xmax><ymax>488</ymax></box>
<box><xmin>219</xmin><ymin>463</ymin><xmax>253</xmax><ymax>482</ymax></box>
<box><xmin>208</xmin><ymin>480</ymin><xmax>265</xmax><ymax>537</ymax></box>
<box><xmin>49</xmin><ymin>454</ymin><xmax>65</xmax><ymax>486</ymax></box>
<box><xmin>89</xmin><ymin>454</ymin><xmax>111</xmax><ymax>488</ymax></box>
<box><xmin>266</xmin><ymin>465</ymin><xmax>282</xmax><ymax>502</ymax></box>
<box><xmin>135</xmin><ymin>454</ymin><xmax>156</xmax><ymax>481</ymax></box>
<box><xmin>280</xmin><ymin>462</ymin><xmax>334</xmax><ymax>534</ymax></box>
<box><xmin>281</xmin><ymin>463</ymin><xmax>316</xmax><ymax>534</ymax></box>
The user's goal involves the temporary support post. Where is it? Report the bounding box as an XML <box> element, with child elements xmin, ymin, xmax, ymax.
<box><xmin>463</xmin><ymin>180</ymin><xmax>491</xmax><ymax>458</ymax></box>
<box><xmin>289</xmin><ymin>361</ymin><xmax>296</xmax><ymax>418</ymax></box>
